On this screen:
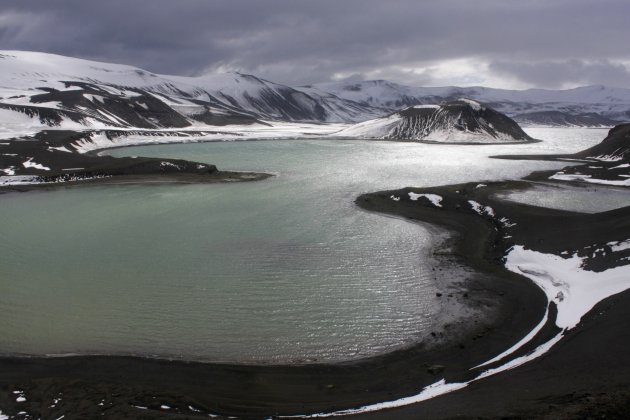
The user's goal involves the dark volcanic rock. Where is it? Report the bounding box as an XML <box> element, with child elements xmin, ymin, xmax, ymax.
<box><xmin>392</xmin><ymin>100</ymin><xmax>533</xmax><ymax>141</ymax></box>
<box><xmin>575</xmin><ymin>123</ymin><xmax>630</xmax><ymax>161</ymax></box>
<box><xmin>340</xmin><ymin>99</ymin><xmax>535</xmax><ymax>143</ymax></box>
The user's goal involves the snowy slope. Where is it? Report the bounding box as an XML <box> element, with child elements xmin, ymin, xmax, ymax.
<box><xmin>335</xmin><ymin>100</ymin><xmax>534</xmax><ymax>143</ymax></box>
<box><xmin>2</xmin><ymin>50</ymin><xmax>630</xmax><ymax>131</ymax></box>
<box><xmin>311</xmin><ymin>80</ymin><xmax>630</xmax><ymax>125</ymax></box>
<box><xmin>0</xmin><ymin>51</ymin><xmax>378</xmax><ymax>131</ymax></box>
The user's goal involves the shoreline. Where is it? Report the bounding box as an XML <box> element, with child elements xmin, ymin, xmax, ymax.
<box><xmin>0</xmin><ymin>180</ymin><xmax>553</xmax><ymax>419</ymax></box>
<box><xmin>1</xmin><ymin>130</ymin><xmax>629</xmax><ymax>417</ymax></box>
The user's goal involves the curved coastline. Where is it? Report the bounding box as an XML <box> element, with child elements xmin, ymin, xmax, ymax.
<box><xmin>0</xmin><ymin>179</ymin><xmax>552</xmax><ymax>419</ymax></box>
<box><xmin>1</xmin><ymin>134</ymin><xmax>629</xmax><ymax>418</ymax></box>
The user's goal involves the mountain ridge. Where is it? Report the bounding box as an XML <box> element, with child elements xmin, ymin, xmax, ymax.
<box><xmin>0</xmin><ymin>50</ymin><xmax>628</xmax><ymax>131</ymax></box>
<box><xmin>310</xmin><ymin>80</ymin><xmax>630</xmax><ymax>125</ymax></box>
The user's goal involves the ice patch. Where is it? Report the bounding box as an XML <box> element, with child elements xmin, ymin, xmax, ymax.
<box><xmin>408</xmin><ymin>192</ymin><xmax>443</xmax><ymax>207</ymax></box>
<box><xmin>475</xmin><ymin>183</ymin><xmax>487</xmax><ymax>189</ymax></box>
<box><xmin>390</xmin><ymin>195</ymin><xmax>400</xmax><ymax>202</ymax></box>
<box><xmin>413</xmin><ymin>104</ymin><xmax>440</xmax><ymax>109</ymax></box>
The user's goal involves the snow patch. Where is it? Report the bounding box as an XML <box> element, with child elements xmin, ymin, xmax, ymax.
<box><xmin>592</xmin><ymin>154</ymin><xmax>623</xmax><ymax>162</ymax></box>
<box><xmin>608</xmin><ymin>239</ymin><xmax>630</xmax><ymax>252</ymax></box>
<box><xmin>550</xmin><ymin>172</ymin><xmax>630</xmax><ymax>186</ymax></box>
<box><xmin>22</xmin><ymin>158</ymin><xmax>50</xmax><ymax>170</ymax></box>
<box><xmin>459</xmin><ymin>98</ymin><xmax>483</xmax><ymax>111</ymax></box>
<box><xmin>408</xmin><ymin>192</ymin><xmax>443</xmax><ymax>207</ymax></box>
<box><xmin>505</xmin><ymin>245</ymin><xmax>630</xmax><ymax>329</ymax></box>
<box><xmin>48</xmin><ymin>146</ymin><xmax>72</xmax><ymax>153</ymax></box>
<box><xmin>499</xmin><ymin>217</ymin><xmax>517</xmax><ymax>228</ymax></box>
<box><xmin>160</xmin><ymin>161</ymin><xmax>181</xmax><ymax>169</ymax></box>
<box><xmin>468</xmin><ymin>200</ymin><xmax>495</xmax><ymax>217</ymax></box>
<box><xmin>413</xmin><ymin>104</ymin><xmax>440</xmax><ymax>109</ymax></box>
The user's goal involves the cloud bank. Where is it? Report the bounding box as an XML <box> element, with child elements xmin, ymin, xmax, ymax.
<box><xmin>1</xmin><ymin>0</ymin><xmax>629</xmax><ymax>88</ymax></box>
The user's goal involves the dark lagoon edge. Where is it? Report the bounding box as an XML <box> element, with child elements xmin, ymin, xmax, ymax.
<box><xmin>2</xmin><ymin>134</ymin><xmax>630</xmax><ymax>418</ymax></box>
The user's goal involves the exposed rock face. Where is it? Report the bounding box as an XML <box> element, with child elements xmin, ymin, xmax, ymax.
<box><xmin>576</xmin><ymin>123</ymin><xmax>630</xmax><ymax>161</ymax></box>
<box><xmin>336</xmin><ymin>100</ymin><xmax>535</xmax><ymax>143</ymax></box>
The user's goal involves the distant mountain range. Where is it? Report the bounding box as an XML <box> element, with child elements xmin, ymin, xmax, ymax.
<box><xmin>0</xmin><ymin>50</ymin><xmax>629</xmax><ymax>131</ymax></box>
<box><xmin>307</xmin><ymin>80</ymin><xmax>630</xmax><ymax>127</ymax></box>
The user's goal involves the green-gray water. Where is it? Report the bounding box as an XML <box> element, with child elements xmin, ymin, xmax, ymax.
<box><xmin>0</xmin><ymin>129</ymin><xmax>609</xmax><ymax>363</ymax></box>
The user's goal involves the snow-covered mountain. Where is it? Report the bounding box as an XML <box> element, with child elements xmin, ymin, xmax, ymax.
<box><xmin>0</xmin><ymin>51</ymin><xmax>381</xmax><ymax>132</ymax></box>
<box><xmin>335</xmin><ymin>100</ymin><xmax>534</xmax><ymax>143</ymax></box>
<box><xmin>308</xmin><ymin>80</ymin><xmax>630</xmax><ymax>126</ymax></box>
<box><xmin>1</xmin><ymin>50</ymin><xmax>629</xmax><ymax>133</ymax></box>
<box><xmin>512</xmin><ymin>111</ymin><xmax>620</xmax><ymax>127</ymax></box>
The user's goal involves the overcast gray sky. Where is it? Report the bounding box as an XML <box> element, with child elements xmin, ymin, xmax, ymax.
<box><xmin>1</xmin><ymin>0</ymin><xmax>629</xmax><ymax>89</ymax></box>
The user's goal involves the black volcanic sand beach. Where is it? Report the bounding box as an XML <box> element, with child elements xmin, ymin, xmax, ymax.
<box><xmin>2</xmin><ymin>128</ymin><xmax>630</xmax><ymax>418</ymax></box>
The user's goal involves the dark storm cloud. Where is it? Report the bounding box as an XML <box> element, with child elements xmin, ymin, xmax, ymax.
<box><xmin>0</xmin><ymin>0</ymin><xmax>629</xmax><ymax>88</ymax></box>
